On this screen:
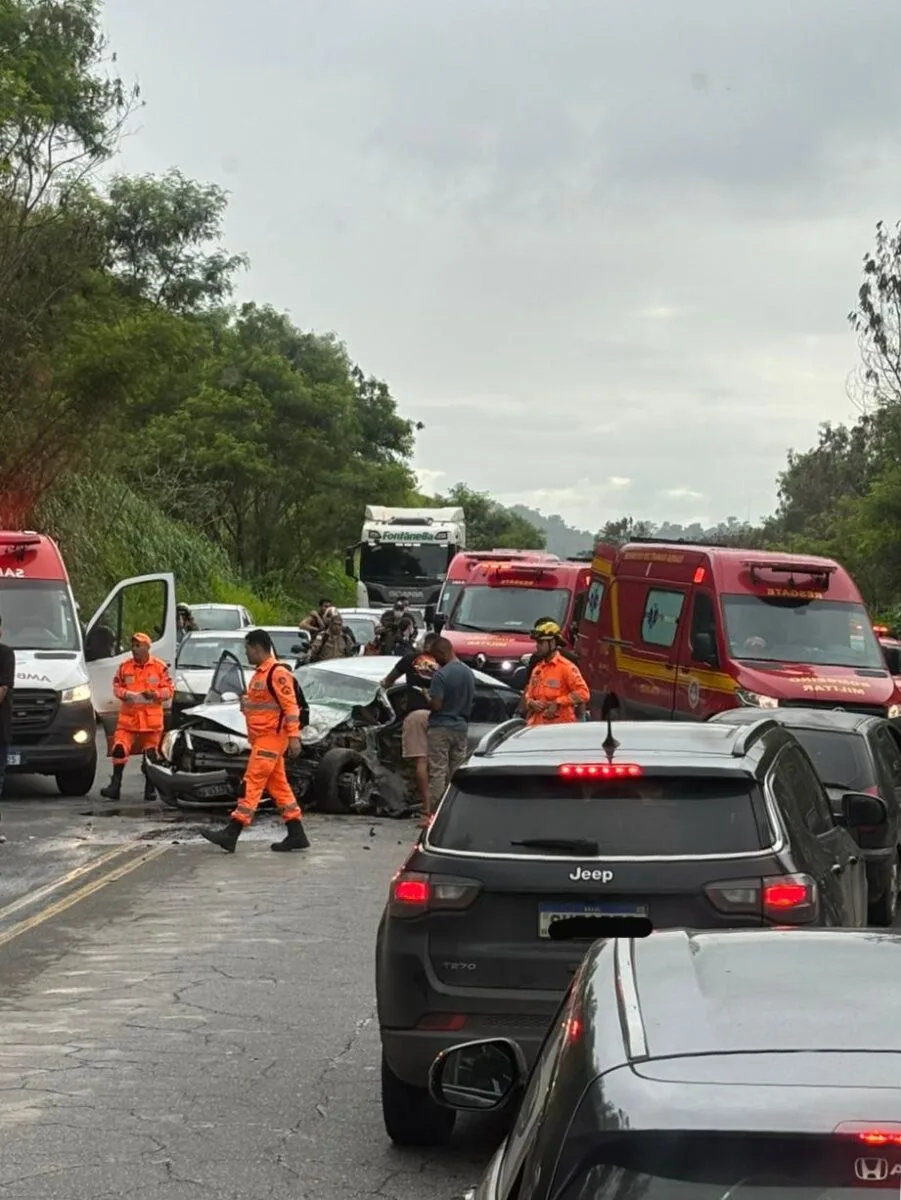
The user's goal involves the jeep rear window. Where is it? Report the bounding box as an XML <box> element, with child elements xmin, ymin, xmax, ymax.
<box><xmin>429</xmin><ymin>775</ymin><xmax>768</xmax><ymax>856</ymax></box>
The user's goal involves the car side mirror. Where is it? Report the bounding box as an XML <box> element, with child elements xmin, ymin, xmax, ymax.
<box><xmin>691</xmin><ymin>631</ymin><xmax>718</xmax><ymax>665</ymax></box>
<box><xmin>424</xmin><ymin>604</ymin><xmax>436</xmax><ymax>627</ymax></box>
<box><xmin>433</xmin><ymin>613</ymin><xmax>446</xmax><ymax>634</ymax></box>
<box><xmin>842</xmin><ymin>791</ymin><xmax>888</xmax><ymax>828</ymax></box>
<box><xmin>428</xmin><ymin>1038</ymin><xmax>527</xmax><ymax>1112</ymax></box>
<box><xmin>884</xmin><ymin>647</ymin><xmax>901</xmax><ymax>675</ymax></box>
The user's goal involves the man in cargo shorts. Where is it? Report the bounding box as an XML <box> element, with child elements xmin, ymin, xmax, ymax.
<box><xmin>381</xmin><ymin>632</ymin><xmax>439</xmax><ymax>823</ymax></box>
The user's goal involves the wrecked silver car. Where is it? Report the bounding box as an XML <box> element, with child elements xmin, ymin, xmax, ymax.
<box><xmin>143</xmin><ymin>653</ymin><xmax>519</xmax><ymax>817</ymax></box>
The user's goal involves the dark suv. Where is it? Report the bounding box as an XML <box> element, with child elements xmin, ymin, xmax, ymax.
<box><xmin>429</xmin><ymin>928</ymin><xmax>901</xmax><ymax>1198</ymax></box>
<box><xmin>374</xmin><ymin>716</ymin><xmax>886</xmax><ymax>1146</ymax></box>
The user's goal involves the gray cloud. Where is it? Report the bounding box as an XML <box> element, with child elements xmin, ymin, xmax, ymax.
<box><xmin>102</xmin><ymin>0</ymin><xmax>901</xmax><ymax>529</ymax></box>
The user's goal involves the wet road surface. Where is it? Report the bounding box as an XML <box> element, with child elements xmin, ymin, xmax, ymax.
<box><xmin>0</xmin><ymin>760</ymin><xmax>499</xmax><ymax>1200</ymax></box>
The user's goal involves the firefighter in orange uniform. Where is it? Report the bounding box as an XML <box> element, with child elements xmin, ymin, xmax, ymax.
<box><xmin>100</xmin><ymin>632</ymin><xmax>174</xmax><ymax>802</ymax></box>
<box><xmin>200</xmin><ymin>628</ymin><xmax>310</xmax><ymax>854</ymax></box>
<box><xmin>522</xmin><ymin>620</ymin><xmax>590</xmax><ymax>726</ymax></box>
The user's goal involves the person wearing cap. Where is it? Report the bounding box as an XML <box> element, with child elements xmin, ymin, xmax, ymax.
<box><xmin>521</xmin><ymin>620</ymin><xmax>589</xmax><ymax>726</ymax></box>
<box><xmin>100</xmin><ymin>633</ymin><xmax>174</xmax><ymax>802</ymax></box>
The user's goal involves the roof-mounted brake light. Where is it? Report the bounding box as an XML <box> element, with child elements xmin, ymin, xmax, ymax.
<box><xmin>559</xmin><ymin>763</ymin><xmax>642</xmax><ymax>779</ymax></box>
<box><xmin>836</xmin><ymin>1122</ymin><xmax>901</xmax><ymax>1144</ymax></box>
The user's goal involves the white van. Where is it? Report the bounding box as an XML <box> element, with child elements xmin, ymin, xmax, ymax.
<box><xmin>1</xmin><ymin>530</ymin><xmax>176</xmax><ymax>796</ymax></box>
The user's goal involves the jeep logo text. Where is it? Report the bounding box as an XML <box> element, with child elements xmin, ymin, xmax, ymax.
<box><xmin>569</xmin><ymin>868</ymin><xmax>614</xmax><ymax>883</ymax></box>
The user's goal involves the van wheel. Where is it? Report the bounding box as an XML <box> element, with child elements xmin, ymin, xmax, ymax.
<box><xmin>55</xmin><ymin>754</ymin><xmax>97</xmax><ymax>797</ymax></box>
<box><xmin>868</xmin><ymin>855</ymin><xmax>900</xmax><ymax>927</ymax></box>
<box><xmin>381</xmin><ymin>1054</ymin><xmax>455</xmax><ymax>1147</ymax></box>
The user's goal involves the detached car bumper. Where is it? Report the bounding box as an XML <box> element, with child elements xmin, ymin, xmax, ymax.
<box><xmin>142</xmin><ymin>754</ymin><xmax>235</xmax><ymax>807</ymax></box>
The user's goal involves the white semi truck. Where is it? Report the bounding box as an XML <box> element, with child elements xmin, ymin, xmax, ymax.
<box><xmin>344</xmin><ymin>505</ymin><xmax>466</xmax><ymax>610</ymax></box>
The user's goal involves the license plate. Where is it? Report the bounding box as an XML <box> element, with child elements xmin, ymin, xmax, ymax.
<box><xmin>6</xmin><ymin>753</ymin><xmax>20</xmax><ymax>767</ymax></box>
<box><xmin>539</xmin><ymin>901</ymin><xmax>647</xmax><ymax>938</ymax></box>
<box><xmin>195</xmin><ymin>783</ymin><xmax>230</xmax><ymax>799</ymax></box>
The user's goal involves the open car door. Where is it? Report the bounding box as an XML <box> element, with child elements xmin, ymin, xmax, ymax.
<box><xmin>84</xmin><ymin>573</ymin><xmax>177</xmax><ymax>735</ymax></box>
<box><xmin>206</xmin><ymin>650</ymin><xmax>248</xmax><ymax>704</ymax></box>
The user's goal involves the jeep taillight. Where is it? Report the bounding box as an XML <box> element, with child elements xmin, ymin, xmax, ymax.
<box><xmin>704</xmin><ymin>873</ymin><xmax>818</xmax><ymax>924</ymax></box>
<box><xmin>388</xmin><ymin>871</ymin><xmax>482</xmax><ymax>919</ymax></box>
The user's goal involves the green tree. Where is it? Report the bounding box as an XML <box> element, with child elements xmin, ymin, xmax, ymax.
<box><xmin>436</xmin><ymin>484</ymin><xmax>546</xmax><ymax>551</ymax></box>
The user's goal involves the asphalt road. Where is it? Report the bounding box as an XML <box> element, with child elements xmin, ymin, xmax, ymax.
<box><xmin>0</xmin><ymin>760</ymin><xmax>499</xmax><ymax>1200</ymax></box>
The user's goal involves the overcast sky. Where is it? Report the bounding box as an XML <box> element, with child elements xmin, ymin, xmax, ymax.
<box><xmin>101</xmin><ymin>0</ymin><xmax>901</xmax><ymax>532</ymax></box>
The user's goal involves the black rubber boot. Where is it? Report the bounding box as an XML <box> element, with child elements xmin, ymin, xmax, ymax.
<box><xmin>271</xmin><ymin>819</ymin><xmax>310</xmax><ymax>852</ymax></box>
<box><xmin>142</xmin><ymin>775</ymin><xmax>157</xmax><ymax>805</ymax></box>
<box><xmin>200</xmin><ymin>818</ymin><xmax>243</xmax><ymax>853</ymax></box>
<box><xmin>99</xmin><ymin>763</ymin><xmax>124</xmax><ymax>801</ymax></box>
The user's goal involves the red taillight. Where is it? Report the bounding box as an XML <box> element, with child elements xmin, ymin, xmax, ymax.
<box><xmin>388</xmin><ymin>871</ymin><xmax>482</xmax><ymax>918</ymax></box>
<box><xmin>836</xmin><ymin>1122</ymin><xmax>901</xmax><ymax>1144</ymax></box>
<box><xmin>564</xmin><ymin>1016</ymin><xmax>582</xmax><ymax>1043</ymax></box>
<box><xmin>762</xmin><ymin>881</ymin><xmax>809</xmax><ymax>909</ymax></box>
<box><xmin>559</xmin><ymin>763</ymin><xmax>642</xmax><ymax>779</ymax></box>
<box><xmin>693</xmin><ymin>567</ymin><xmax>706</xmax><ymax>584</ymax></box>
<box><xmin>394</xmin><ymin>878</ymin><xmax>430</xmax><ymax>905</ymax></box>
<box><xmin>705</xmin><ymin>874</ymin><xmax>818</xmax><ymax>923</ymax></box>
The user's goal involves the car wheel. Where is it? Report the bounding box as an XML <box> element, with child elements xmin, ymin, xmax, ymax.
<box><xmin>868</xmin><ymin>854</ymin><xmax>899</xmax><ymax>927</ymax></box>
<box><xmin>380</xmin><ymin>1054</ymin><xmax>456</xmax><ymax>1147</ymax></box>
<box><xmin>313</xmin><ymin>748</ymin><xmax>374</xmax><ymax>815</ymax></box>
<box><xmin>55</xmin><ymin>752</ymin><xmax>98</xmax><ymax>797</ymax></box>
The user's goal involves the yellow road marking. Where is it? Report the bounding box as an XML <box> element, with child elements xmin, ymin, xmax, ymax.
<box><xmin>0</xmin><ymin>844</ymin><xmax>169</xmax><ymax>949</ymax></box>
<box><xmin>0</xmin><ymin>842</ymin><xmax>139</xmax><ymax>925</ymax></box>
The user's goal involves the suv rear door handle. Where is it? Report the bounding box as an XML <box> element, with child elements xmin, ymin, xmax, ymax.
<box><xmin>848</xmin><ymin>855</ymin><xmax>860</xmax><ymax>865</ymax></box>
<box><xmin>831</xmin><ymin>862</ymin><xmax>844</xmax><ymax>876</ymax></box>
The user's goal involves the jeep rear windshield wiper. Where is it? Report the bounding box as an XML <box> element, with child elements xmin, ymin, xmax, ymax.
<box><xmin>511</xmin><ymin>838</ymin><xmax>600</xmax><ymax>854</ymax></box>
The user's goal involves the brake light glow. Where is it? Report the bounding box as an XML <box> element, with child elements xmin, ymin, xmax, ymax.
<box><xmin>762</xmin><ymin>881</ymin><xmax>810</xmax><ymax>909</ymax></box>
<box><xmin>836</xmin><ymin>1122</ymin><xmax>901</xmax><ymax>1144</ymax></box>
<box><xmin>559</xmin><ymin>763</ymin><xmax>642</xmax><ymax>778</ymax></box>
<box><xmin>693</xmin><ymin>567</ymin><xmax>706</xmax><ymax>584</ymax></box>
<box><xmin>394</xmin><ymin>878</ymin><xmax>429</xmax><ymax>905</ymax></box>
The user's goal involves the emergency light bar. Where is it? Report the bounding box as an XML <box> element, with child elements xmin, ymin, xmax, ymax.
<box><xmin>743</xmin><ymin>559</ymin><xmax>835</xmax><ymax>591</ymax></box>
<box><xmin>0</xmin><ymin>532</ymin><xmax>41</xmax><ymax>557</ymax></box>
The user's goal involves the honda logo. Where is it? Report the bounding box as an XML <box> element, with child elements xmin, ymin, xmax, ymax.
<box><xmin>856</xmin><ymin>1157</ymin><xmax>889</xmax><ymax>1181</ymax></box>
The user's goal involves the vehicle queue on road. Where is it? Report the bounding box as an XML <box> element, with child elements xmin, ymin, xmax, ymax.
<box><xmin>373</xmin><ymin>537</ymin><xmax>901</xmax><ymax>1198</ymax></box>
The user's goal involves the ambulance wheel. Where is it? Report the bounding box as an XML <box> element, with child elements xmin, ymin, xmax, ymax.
<box><xmin>56</xmin><ymin>752</ymin><xmax>98</xmax><ymax>797</ymax></box>
<box><xmin>313</xmin><ymin>748</ymin><xmax>374</xmax><ymax>815</ymax></box>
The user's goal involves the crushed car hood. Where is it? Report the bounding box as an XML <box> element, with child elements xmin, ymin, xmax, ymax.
<box><xmin>182</xmin><ymin>700</ymin><xmax>359</xmax><ymax>745</ymax></box>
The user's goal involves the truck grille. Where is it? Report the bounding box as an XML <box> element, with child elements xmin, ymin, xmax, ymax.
<box><xmin>11</xmin><ymin>688</ymin><xmax>60</xmax><ymax>737</ymax></box>
<box><xmin>779</xmin><ymin>699</ymin><xmax>887</xmax><ymax>718</ymax></box>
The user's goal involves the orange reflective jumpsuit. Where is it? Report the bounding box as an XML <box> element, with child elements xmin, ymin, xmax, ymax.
<box><xmin>232</xmin><ymin>656</ymin><xmax>302</xmax><ymax>827</ymax></box>
<box><xmin>524</xmin><ymin>652</ymin><xmax>590</xmax><ymax>726</ymax></box>
<box><xmin>110</xmin><ymin>653</ymin><xmax>174</xmax><ymax>763</ymax></box>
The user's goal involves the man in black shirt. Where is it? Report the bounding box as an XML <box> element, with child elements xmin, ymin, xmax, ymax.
<box><xmin>0</xmin><ymin>613</ymin><xmax>15</xmax><ymax>826</ymax></box>
<box><xmin>381</xmin><ymin>631</ymin><xmax>439</xmax><ymax>817</ymax></box>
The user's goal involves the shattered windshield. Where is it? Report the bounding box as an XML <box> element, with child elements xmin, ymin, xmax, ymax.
<box><xmin>294</xmin><ymin>665</ymin><xmax>383</xmax><ymax>709</ymax></box>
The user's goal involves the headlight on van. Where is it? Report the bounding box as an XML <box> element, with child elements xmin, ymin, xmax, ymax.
<box><xmin>61</xmin><ymin>683</ymin><xmax>91</xmax><ymax>704</ymax></box>
<box><xmin>160</xmin><ymin>730</ymin><xmax>179</xmax><ymax>761</ymax></box>
<box><xmin>888</xmin><ymin>703</ymin><xmax>901</xmax><ymax>720</ymax></box>
<box><xmin>736</xmin><ymin>689</ymin><xmax>779</xmax><ymax>709</ymax></box>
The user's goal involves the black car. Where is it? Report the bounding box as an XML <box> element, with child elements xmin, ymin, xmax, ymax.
<box><xmin>710</xmin><ymin>708</ymin><xmax>901</xmax><ymax>925</ymax></box>
<box><xmin>429</xmin><ymin>927</ymin><xmax>901</xmax><ymax>1197</ymax></box>
<box><xmin>374</xmin><ymin>716</ymin><xmax>885</xmax><ymax>1146</ymax></box>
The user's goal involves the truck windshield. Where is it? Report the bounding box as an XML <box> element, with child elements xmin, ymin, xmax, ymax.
<box><xmin>0</xmin><ymin>580</ymin><xmax>80</xmax><ymax>651</ymax></box>
<box><xmin>360</xmin><ymin>542</ymin><xmax>451</xmax><ymax>583</ymax></box>
<box><xmin>722</xmin><ymin>596</ymin><xmax>885</xmax><ymax>670</ymax></box>
<box><xmin>449</xmin><ymin>585</ymin><xmax>570</xmax><ymax>633</ymax></box>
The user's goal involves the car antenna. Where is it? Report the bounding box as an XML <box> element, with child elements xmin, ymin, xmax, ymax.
<box><xmin>601</xmin><ymin>694</ymin><xmax>619</xmax><ymax>756</ymax></box>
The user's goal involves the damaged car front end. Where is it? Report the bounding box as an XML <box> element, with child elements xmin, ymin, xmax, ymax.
<box><xmin>143</xmin><ymin>653</ymin><xmax>519</xmax><ymax>818</ymax></box>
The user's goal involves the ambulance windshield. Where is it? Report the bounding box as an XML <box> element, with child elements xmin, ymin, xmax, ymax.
<box><xmin>722</xmin><ymin>595</ymin><xmax>885</xmax><ymax>670</ymax></box>
<box><xmin>0</xmin><ymin>580</ymin><xmax>80</xmax><ymax>651</ymax></box>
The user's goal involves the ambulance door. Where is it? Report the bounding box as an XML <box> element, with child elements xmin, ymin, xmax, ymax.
<box><xmin>616</xmin><ymin>578</ymin><xmax>685</xmax><ymax>719</ymax></box>
<box><xmin>576</xmin><ymin>575</ymin><xmax>608</xmax><ymax>712</ymax></box>
<box><xmin>673</xmin><ymin>587</ymin><xmax>733</xmax><ymax>719</ymax></box>
<box><xmin>84</xmin><ymin>573</ymin><xmax>176</xmax><ymax>735</ymax></box>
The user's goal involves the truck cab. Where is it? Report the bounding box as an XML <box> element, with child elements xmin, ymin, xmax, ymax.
<box><xmin>345</xmin><ymin>505</ymin><xmax>465</xmax><ymax>610</ymax></box>
<box><xmin>1</xmin><ymin>531</ymin><xmax>176</xmax><ymax>795</ymax></box>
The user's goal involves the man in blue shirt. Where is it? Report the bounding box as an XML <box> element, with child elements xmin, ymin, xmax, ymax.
<box><xmin>426</xmin><ymin>636</ymin><xmax>475</xmax><ymax>820</ymax></box>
